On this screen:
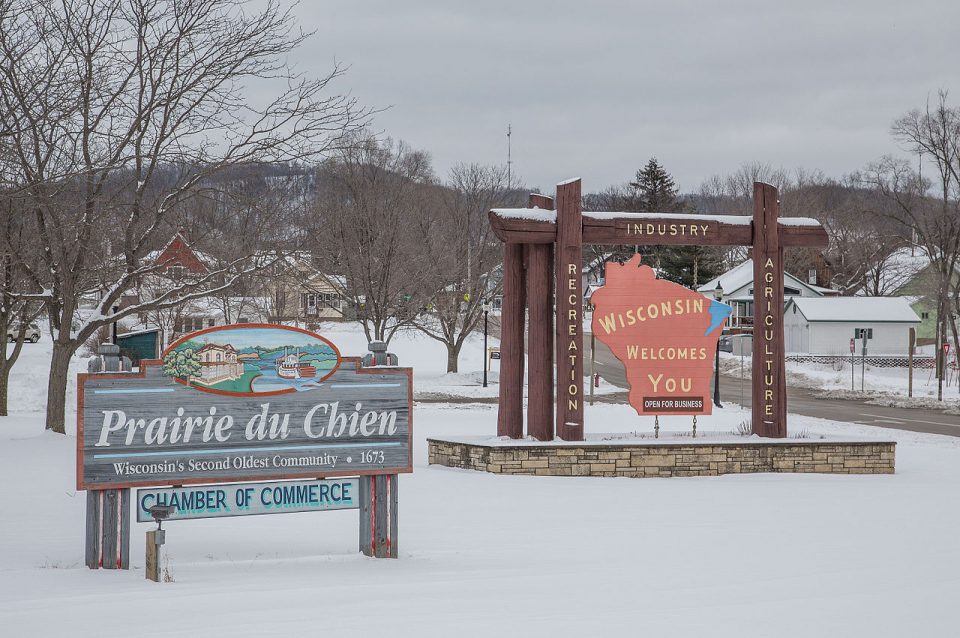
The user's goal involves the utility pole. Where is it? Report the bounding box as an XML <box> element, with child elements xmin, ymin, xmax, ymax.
<box><xmin>506</xmin><ymin>124</ymin><xmax>512</xmax><ymax>189</ymax></box>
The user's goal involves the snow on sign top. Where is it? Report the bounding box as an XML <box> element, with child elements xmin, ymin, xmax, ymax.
<box><xmin>789</xmin><ymin>296</ymin><xmax>921</xmax><ymax>323</ymax></box>
<box><xmin>778</xmin><ymin>218</ymin><xmax>823</xmax><ymax>227</ymax></box>
<box><xmin>491</xmin><ymin>209</ymin><xmax>821</xmax><ymax>228</ymax></box>
<box><xmin>491</xmin><ymin>208</ymin><xmax>557</xmax><ymax>222</ymax></box>
<box><xmin>583</xmin><ymin>211</ymin><xmax>753</xmax><ymax>224</ymax></box>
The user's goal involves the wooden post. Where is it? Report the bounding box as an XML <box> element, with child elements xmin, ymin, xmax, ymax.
<box><xmin>145</xmin><ymin>529</ymin><xmax>165</xmax><ymax>582</ymax></box>
<box><xmin>85</xmin><ymin>488</ymin><xmax>131</xmax><ymax>569</ymax></box>
<box><xmin>751</xmin><ymin>183</ymin><xmax>787</xmax><ymax>438</ymax></box>
<box><xmin>527</xmin><ymin>194</ymin><xmax>555</xmax><ymax>441</ymax></box>
<box><xmin>497</xmin><ymin>242</ymin><xmax>526</xmax><ymax>438</ymax></box>
<box><xmin>359</xmin><ymin>474</ymin><xmax>398</xmax><ymax>558</ymax></box>
<box><xmin>84</xmin><ymin>491</ymin><xmax>101</xmax><ymax>569</ymax></box>
<box><xmin>555</xmin><ymin>178</ymin><xmax>584</xmax><ymax>441</ymax></box>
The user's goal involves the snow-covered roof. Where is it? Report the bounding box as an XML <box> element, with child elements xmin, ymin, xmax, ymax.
<box><xmin>857</xmin><ymin>246</ymin><xmax>931</xmax><ymax>296</ymax></box>
<box><xmin>809</xmin><ymin>283</ymin><xmax>838</xmax><ymax>295</ymax></box>
<box><xmin>117</xmin><ymin>327</ymin><xmax>160</xmax><ymax>338</ymax></box>
<box><xmin>698</xmin><ymin>260</ymin><xmax>755</xmax><ymax>295</ymax></box>
<box><xmin>698</xmin><ymin>259</ymin><xmax>826</xmax><ymax>298</ymax></box>
<box><xmin>788</xmin><ymin>297</ymin><xmax>920</xmax><ymax>323</ymax></box>
<box><xmin>144</xmin><ymin>232</ymin><xmax>217</xmax><ymax>267</ymax></box>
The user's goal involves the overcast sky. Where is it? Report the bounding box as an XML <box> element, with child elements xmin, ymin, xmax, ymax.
<box><xmin>293</xmin><ymin>0</ymin><xmax>958</xmax><ymax>193</ymax></box>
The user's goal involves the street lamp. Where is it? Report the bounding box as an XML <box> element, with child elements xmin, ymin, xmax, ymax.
<box><xmin>482</xmin><ymin>300</ymin><xmax>491</xmax><ymax>388</ymax></box>
<box><xmin>713</xmin><ymin>282</ymin><xmax>723</xmax><ymax>408</ymax></box>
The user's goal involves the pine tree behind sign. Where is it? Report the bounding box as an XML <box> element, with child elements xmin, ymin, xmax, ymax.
<box><xmin>630</xmin><ymin>158</ymin><xmax>682</xmax><ymax>212</ymax></box>
<box><xmin>625</xmin><ymin>158</ymin><xmax>724</xmax><ymax>288</ymax></box>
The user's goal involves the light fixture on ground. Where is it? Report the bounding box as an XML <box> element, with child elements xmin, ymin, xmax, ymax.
<box><xmin>145</xmin><ymin>504</ymin><xmax>173</xmax><ymax>582</ymax></box>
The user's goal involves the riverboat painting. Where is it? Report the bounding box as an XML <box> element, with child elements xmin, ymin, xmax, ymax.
<box><xmin>160</xmin><ymin>324</ymin><xmax>341</xmax><ymax>396</ymax></box>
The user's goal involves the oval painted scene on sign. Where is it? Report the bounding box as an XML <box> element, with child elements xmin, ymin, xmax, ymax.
<box><xmin>160</xmin><ymin>324</ymin><xmax>342</xmax><ymax>397</ymax></box>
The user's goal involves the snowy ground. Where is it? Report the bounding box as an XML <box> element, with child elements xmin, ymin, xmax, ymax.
<box><xmin>3</xmin><ymin>324</ymin><xmax>960</xmax><ymax>636</ymax></box>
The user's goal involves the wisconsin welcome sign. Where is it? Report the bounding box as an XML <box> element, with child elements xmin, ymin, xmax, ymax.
<box><xmin>591</xmin><ymin>256</ymin><xmax>732</xmax><ymax>415</ymax></box>
<box><xmin>77</xmin><ymin>324</ymin><xmax>412</xmax><ymax>490</ymax></box>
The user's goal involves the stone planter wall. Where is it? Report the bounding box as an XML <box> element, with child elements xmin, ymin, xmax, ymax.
<box><xmin>427</xmin><ymin>438</ymin><xmax>895</xmax><ymax>478</ymax></box>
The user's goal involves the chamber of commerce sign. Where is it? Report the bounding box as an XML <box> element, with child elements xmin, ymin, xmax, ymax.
<box><xmin>135</xmin><ymin>478</ymin><xmax>359</xmax><ymax>522</ymax></box>
<box><xmin>590</xmin><ymin>256</ymin><xmax>731</xmax><ymax>416</ymax></box>
<box><xmin>77</xmin><ymin>324</ymin><xmax>412</xmax><ymax>490</ymax></box>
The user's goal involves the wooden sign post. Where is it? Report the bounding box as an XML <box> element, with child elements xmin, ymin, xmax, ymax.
<box><xmin>488</xmin><ymin>179</ymin><xmax>829</xmax><ymax>441</ymax></box>
<box><xmin>751</xmin><ymin>183</ymin><xmax>787</xmax><ymax>437</ymax></box>
<box><xmin>555</xmin><ymin>179</ymin><xmax>584</xmax><ymax>441</ymax></box>
<box><xmin>85</xmin><ymin>488</ymin><xmax>131</xmax><ymax>570</ymax></box>
<box><xmin>527</xmin><ymin>194</ymin><xmax>556</xmax><ymax>441</ymax></box>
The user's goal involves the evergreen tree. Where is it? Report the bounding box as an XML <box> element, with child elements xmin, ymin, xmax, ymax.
<box><xmin>657</xmin><ymin>235</ymin><xmax>725</xmax><ymax>288</ymax></box>
<box><xmin>630</xmin><ymin>158</ymin><xmax>682</xmax><ymax>212</ymax></box>
<box><xmin>626</xmin><ymin>158</ymin><xmax>724</xmax><ymax>287</ymax></box>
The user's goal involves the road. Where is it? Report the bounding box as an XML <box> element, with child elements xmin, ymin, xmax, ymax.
<box><xmin>586</xmin><ymin>334</ymin><xmax>960</xmax><ymax>438</ymax></box>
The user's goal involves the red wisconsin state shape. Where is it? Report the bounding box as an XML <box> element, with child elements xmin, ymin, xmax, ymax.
<box><xmin>591</xmin><ymin>255</ymin><xmax>727</xmax><ymax>416</ymax></box>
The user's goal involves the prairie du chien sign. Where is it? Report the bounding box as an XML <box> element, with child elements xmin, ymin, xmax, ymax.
<box><xmin>590</xmin><ymin>256</ymin><xmax>732</xmax><ymax>416</ymax></box>
<box><xmin>77</xmin><ymin>324</ymin><xmax>412</xmax><ymax>491</ymax></box>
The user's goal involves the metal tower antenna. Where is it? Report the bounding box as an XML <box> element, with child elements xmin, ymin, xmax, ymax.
<box><xmin>507</xmin><ymin>124</ymin><xmax>512</xmax><ymax>189</ymax></box>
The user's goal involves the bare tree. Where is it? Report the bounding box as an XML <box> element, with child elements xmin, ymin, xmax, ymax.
<box><xmin>0</xmin><ymin>0</ymin><xmax>365</xmax><ymax>432</ymax></box>
<box><xmin>415</xmin><ymin>163</ymin><xmax>517</xmax><ymax>373</ymax></box>
<box><xmin>889</xmin><ymin>92</ymin><xmax>960</xmax><ymax>377</ymax></box>
<box><xmin>0</xmin><ymin>200</ymin><xmax>44</xmax><ymax>415</ymax></box>
<box><xmin>309</xmin><ymin>135</ymin><xmax>439</xmax><ymax>344</ymax></box>
<box><xmin>864</xmin><ymin>155</ymin><xmax>959</xmax><ymax>401</ymax></box>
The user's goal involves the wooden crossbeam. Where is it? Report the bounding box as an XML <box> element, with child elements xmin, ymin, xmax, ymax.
<box><xmin>488</xmin><ymin>211</ymin><xmax>829</xmax><ymax>248</ymax></box>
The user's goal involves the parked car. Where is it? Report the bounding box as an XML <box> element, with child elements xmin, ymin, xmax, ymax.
<box><xmin>718</xmin><ymin>336</ymin><xmax>734</xmax><ymax>353</ymax></box>
<box><xmin>6</xmin><ymin>323</ymin><xmax>41</xmax><ymax>343</ymax></box>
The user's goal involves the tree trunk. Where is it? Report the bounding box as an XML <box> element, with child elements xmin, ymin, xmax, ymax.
<box><xmin>936</xmin><ymin>306</ymin><xmax>944</xmax><ymax>402</ymax></box>
<box><xmin>446</xmin><ymin>342</ymin><xmax>460</xmax><ymax>374</ymax></box>
<box><xmin>45</xmin><ymin>341</ymin><xmax>75</xmax><ymax>434</ymax></box>
<box><xmin>0</xmin><ymin>364</ymin><xmax>9</xmax><ymax>417</ymax></box>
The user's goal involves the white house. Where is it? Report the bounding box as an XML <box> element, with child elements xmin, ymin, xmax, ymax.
<box><xmin>698</xmin><ymin>259</ymin><xmax>833</xmax><ymax>329</ymax></box>
<box><xmin>783</xmin><ymin>297</ymin><xmax>921</xmax><ymax>355</ymax></box>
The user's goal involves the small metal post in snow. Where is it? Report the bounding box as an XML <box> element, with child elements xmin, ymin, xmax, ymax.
<box><xmin>589</xmin><ymin>333</ymin><xmax>596</xmax><ymax>406</ymax></box>
<box><xmin>861</xmin><ymin>332</ymin><xmax>868</xmax><ymax>393</ymax></box>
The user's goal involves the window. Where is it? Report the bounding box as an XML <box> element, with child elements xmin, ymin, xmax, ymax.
<box><xmin>320</xmin><ymin>292</ymin><xmax>342</xmax><ymax>309</ymax></box>
<box><xmin>207</xmin><ymin>319</ymin><xmax>215</xmax><ymax>327</ymax></box>
<box><xmin>854</xmin><ymin>328</ymin><xmax>873</xmax><ymax>340</ymax></box>
<box><xmin>178</xmin><ymin>317</ymin><xmax>209</xmax><ymax>334</ymax></box>
<box><xmin>921</xmin><ymin>312</ymin><xmax>930</xmax><ymax>320</ymax></box>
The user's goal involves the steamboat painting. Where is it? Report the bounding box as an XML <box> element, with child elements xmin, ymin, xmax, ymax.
<box><xmin>161</xmin><ymin>324</ymin><xmax>341</xmax><ymax>396</ymax></box>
